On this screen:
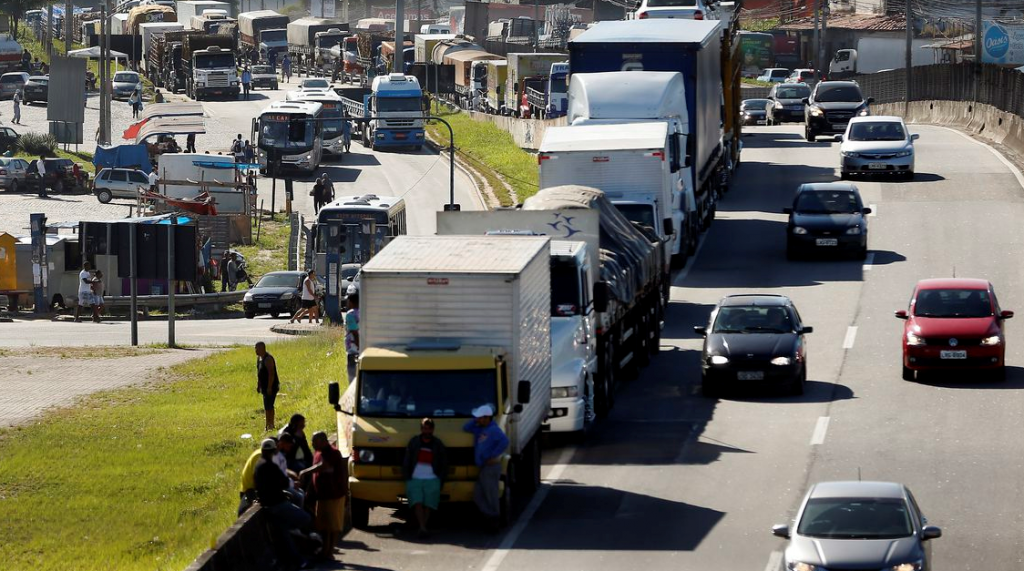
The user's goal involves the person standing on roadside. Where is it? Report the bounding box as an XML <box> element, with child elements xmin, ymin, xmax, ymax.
<box><xmin>341</xmin><ymin>110</ymin><xmax>352</xmax><ymax>153</ymax></box>
<box><xmin>282</xmin><ymin>53</ymin><xmax>292</xmax><ymax>83</ymax></box>
<box><xmin>301</xmin><ymin>431</ymin><xmax>348</xmax><ymax>560</ymax></box>
<box><xmin>255</xmin><ymin>341</ymin><xmax>280</xmax><ymax>431</ymax></box>
<box><xmin>148</xmin><ymin>169</ymin><xmax>158</xmax><ymax>193</ymax></box>
<box><xmin>254</xmin><ymin>438</ymin><xmax>316</xmax><ymax>569</ymax></box>
<box><xmin>278</xmin><ymin>413</ymin><xmax>314</xmax><ymax>472</ymax></box>
<box><xmin>241</xmin><ymin>66</ymin><xmax>252</xmax><ymax>100</ymax></box>
<box><xmin>12</xmin><ymin>89</ymin><xmax>21</xmax><ymax>124</ymax></box>
<box><xmin>186</xmin><ymin>132</ymin><xmax>197</xmax><ymax>153</ymax></box>
<box><xmin>463</xmin><ymin>404</ymin><xmax>508</xmax><ymax>531</ymax></box>
<box><xmin>226</xmin><ymin>253</ymin><xmax>239</xmax><ymax>291</ymax></box>
<box><xmin>232</xmin><ymin>134</ymin><xmax>245</xmax><ymax>163</ymax></box>
<box><xmin>36</xmin><ymin>156</ymin><xmax>47</xmax><ymax>198</ymax></box>
<box><xmin>90</xmin><ymin>270</ymin><xmax>106</xmax><ymax>322</ymax></box>
<box><xmin>290</xmin><ymin>269</ymin><xmax>320</xmax><ymax>324</ymax></box>
<box><xmin>345</xmin><ymin>293</ymin><xmax>360</xmax><ymax>382</ymax></box>
<box><xmin>320</xmin><ymin>173</ymin><xmax>335</xmax><ymax>205</ymax></box>
<box><xmin>403</xmin><ymin>418</ymin><xmax>447</xmax><ymax>538</ymax></box>
<box><xmin>74</xmin><ymin>261</ymin><xmax>94</xmax><ymax>322</ymax></box>
<box><xmin>244</xmin><ymin>140</ymin><xmax>255</xmax><ymax>165</ymax></box>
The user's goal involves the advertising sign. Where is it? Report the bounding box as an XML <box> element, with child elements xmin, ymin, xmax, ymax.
<box><xmin>982</xmin><ymin>21</ymin><xmax>1024</xmax><ymax>65</ymax></box>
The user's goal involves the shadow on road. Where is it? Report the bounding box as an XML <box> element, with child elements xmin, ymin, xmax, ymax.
<box><xmin>722</xmin><ymin>380</ymin><xmax>856</xmax><ymax>404</ymax></box>
<box><xmin>868</xmin><ymin>250</ymin><xmax>907</xmax><ymax>266</ymax></box>
<box><xmin>720</xmin><ymin>161</ymin><xmax>839</xmax><ymax>214</ymax></box>
<box><xmin>914</xmin><ymin>366</ymin><xmax>1024</xmax><ymax>389</ymax></box>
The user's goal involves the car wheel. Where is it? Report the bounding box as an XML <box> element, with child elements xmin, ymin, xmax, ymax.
<box><xmin>790</xmin><ymin>367</ymin><xmax>806</xmax><ymax>396</ymax></box>
<box><xmin>273</xmin><ymin>83</ymin><xmax>279</xmax><ymax>90</ymax></box>
<box><xmin>9</xmin><ymin>179</ymin><xmax>17</xmax><ymax>193</ymax></box>
<box><xmin>839</xmin><ymin>170</ymin><xmax>848</xmax><ymax>180</ymax></box>
<box><xmin>805</xmin><ymin>127</ymin><xmax>816</xmax><ymax>142</ymax></box>
<box><xmin>904</xmin><ymin>170</ymin><xmax>915</xmax><ymax>181</ymax></box>
<box><xmin>857</xmin><ymin>246</ymin><xmax>868</xmax><ymax>261</ymax></box>
<box><xmin>270</xmin><ymin>311</ymin><xmax>280</xmax><ymax>319</ymax></box>
<box><xmin>902</xmin><ymin>364</ymin><xmax>915</xmax><ymax>381</ymax></box>
<box><xmin>97</xmin><ymin>189</ymin><xmax>112</xmax><ymax>204</ymax></box>
<box><xmin>245</xmin><ymin>311</ymin><xmax>255</xmax><ymax>319</ymax></box>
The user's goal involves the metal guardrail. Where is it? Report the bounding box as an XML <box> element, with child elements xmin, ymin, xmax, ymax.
<box><xmin>105</xmin><ymin>290</ymin><xmax>247</xmax><ymax>309</ymax></box>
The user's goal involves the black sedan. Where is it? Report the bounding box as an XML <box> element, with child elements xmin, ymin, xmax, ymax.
<box><xmin>694</xmin><ymin>294</ymin><xmax>812</xmax><ymax>397</ymax></box>
<box><xmin>766</xmin><ymin>82</ymin><xmax>810</xmax><ymax>125</ymax></box>
<box><xmin>785</xmin><ymin>182</ymin><xmax>871</xmax><ymax>260</ymax></box>
<box><xmin>740</xmin><ymin>98</ymin><xmax>770</xmax><ymax>126</ymax></box>
<box><xmin>242</xmin><ymin>271</ymin><xmax>323</xmax><ymax>319</ymax></box>
<box><xmin>23</xmin><ymin>75</ymin><xmax>47</xmax><ymax>104</ymax></box>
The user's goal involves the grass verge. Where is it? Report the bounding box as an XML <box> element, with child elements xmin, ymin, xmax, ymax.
<box><xmin>741</xmin><ymin>78</ymin><xmax>774</xmax><ymax>87</ymax></box>
<box><xmin>426</xmin><ymin>106</ymin><xmax>538</xmax><ymax>206</ymax></box>
<box><xmin>13</xmin><ymin>149</ymin><xmax>96</xmax><ymax>173</ymax></box>
<box><xmin>0</xmin><ymin>331</ymin><xmax>347</xmax><ymax>571</ymax></box>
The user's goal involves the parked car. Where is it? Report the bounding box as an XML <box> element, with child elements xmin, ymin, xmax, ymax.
<box><xmin>635</xmin><ymin>0</ymin><xmax>713</xmax><ymax>19</ymax></box>
<box><xmin>774</xmin><ymin>481</ymin><xmax>941</xmax><ymax>571</ymax></box>
<box><xmin>784</xmin><ymin>182</ymin><xmax>870</xmax><ymax>260</ymax></box>
<box><xmin>839</xmin><ymin>116</ymin><xmax>918</xmax><ymax>179</ymax></box>
<box><xmin>740</xmin><ymin>98</ymin><xmax>770</xmax><ymax>126</ymax></box>
<box><xmin>242</xmin><ymin>271</ymin><xmax>325</xmax><ymax>319</ymax></box>
<box><xmin>0</xmin><ymin>157</ymin><xmax>30</xmax><ymax>192</ymax></box>
<box><xmin>897</xmin><ymin>278</ymin><xmax>1012</xmax><ymax>381</ymax></box>
<box><xmin>694</xmin><ymin>294</ymin><xmax>813</xmax><ymax>397</ymax></box>
<box><xmin>0</xmin><ymin>125</ymin><xmax>19</xmax><ymax>153</ymax></box>
<box><xmin>250</xmin><ymin>64</ymin><xmax>278</xmax><ymax>90</ymax></box>
<box><xmin>766</xmin><ymin>82</ymin><xmax>811</xmax><ymax>125</ymax></box>
<box><xmin>757</xmin><ymin>67</ymin><xmax>790</xmax><ymax>83</ymax></box>
<box><xmin>0</xmin><ymin>72</ymin><xmax>29</xmax><ymax>99</ymax></box>
<box><xmin>22</xmin><ymin>75</ymin><xmax>48</xmax><ymax>104</ymax></box>
<box><xmin>786</xmin><ymin>68</ymin><xmax>817</xmax><ymax>84</ymax></box>
<box><xmin>28</xmin><ymin>158</ymin><xmax>90</xmax><ymax>193</ymax></box>
<box><xmin>299</xmin><ymin>78</ymin><xmax>331</xmax><ymax>91</ymax></box>
<box><xmin>804</xmin><ymin>80</ymin><xmax>873</xmax><ymax>141</ymax></box>
<box><xmin>92</xmin><ymin>167</ymin><xmax>150</xmax><ymax>203</ymax></box>
<box><xmin>112</xmin><ymin>71</ymin><xmax>143</xmax><ymax>100</ymax></box>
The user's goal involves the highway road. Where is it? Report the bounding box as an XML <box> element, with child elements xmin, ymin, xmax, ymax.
<box><xmin>330</xmin><ymin>123</ymin><xmax>1024</xmax><ymax>571</ymax></box>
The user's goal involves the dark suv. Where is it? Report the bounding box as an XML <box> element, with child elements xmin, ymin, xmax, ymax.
<box><xmin>28</xmin><ymin>158</ymin><xmax>90</xmax><ymax>193</ymax></box>
<box><xmin>803</xmin><ymin>81</ymin><xmax>873</xmax><ymax>142</ymax></box>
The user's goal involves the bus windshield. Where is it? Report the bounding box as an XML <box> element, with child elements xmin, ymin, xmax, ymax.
<box><xmin>260</xmin><ymin>117</ymin><xmax>315</xmax><ymax>150</ymax></box>
<box><xmin>318</xmin><ymin>102</ymin><xmax>344</xmax><ymax>137</ymax></box>
<box><xmin>375</xmin><ymin>96</ymin><xmax>421</xmax><ymax>113</ymax></box>
<box><xmin>550</xmin><ymin>74</ymin><xmax>568</xmax><ymax>94</ymax></box>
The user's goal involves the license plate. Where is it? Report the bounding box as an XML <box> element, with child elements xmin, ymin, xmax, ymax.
<box><xmin>815</xmin><ymin>238</ymin><xmax>838</xmax><ymax>246</ymax></box>
<box><xmin>738</xmin><ymin>371</ymin><xmax>764</xmax><ymax>380</ymax></box>
<box><xmin>940</xmin><ymin>350</ymin><xmax>967</xmax><ymax>360</ymax></box>
<box><xmin>868</xmin><ymin>162</ymin><xmax>888</xmax><ymax>170</ymax></box>
<box><xmin>831</xmin><ymin>123</ymin><xmax>847</xmax><ymax>129</ymax></box>
<box><xmin>755</xmin><ymin>119</ymin><xmax>766</xmax><ymax>125</ymax></box>
<box><xmin>258</xmin><ymin>303</ymin><xmax>271</xmax><ymax>308</ymax></box>
<box><xmin>213</xmin><ymin>91</ymin><xmax>223</xmax><ymax>95</ymax></box>
<box><xmin>788</xmin><ymin>105</ymin><xmax>803</xmax><ymax>110</ymax></box>
<box><xmin>395</xmin><ymin>133</ymin><xmax>407</xmax><ymax>140</ymax></box>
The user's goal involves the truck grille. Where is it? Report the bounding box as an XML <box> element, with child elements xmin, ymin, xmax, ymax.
<box><xmin>355</xmin><ymin>446</ymin><xmax>475</xmax><ymax>467</ymax></box>
<box><xmin>205</xmin><ymin>72</ymin><xmax>231</xmax><ymax>87</ymax></box>
<box><xmin>385</xmin><ymin>119</ymin><xmax>416</xmax><ymax>127</ymax></box>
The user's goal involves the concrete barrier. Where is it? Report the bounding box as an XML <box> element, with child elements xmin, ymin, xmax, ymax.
<box><xmin>874</xmin><ymin>100</ymin><xmax>1024</xmax><ymax>165</ymax></box>
<box><xmin>462</xmin><ymin>111</ymin><xmax>567</xmax><ymax>151</ymax></box>
<box><xmin>183</xmin><ymin>506</ymin><xmax>279</xmax><ymax>571</ymax></box>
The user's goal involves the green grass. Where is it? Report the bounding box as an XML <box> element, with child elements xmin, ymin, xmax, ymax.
<box><xmin>12</xmin><ymin>149</ymin><xmax>96</xmax><ymax>173</ymax></box>
<box><xmin>741</xmin><ymin>78</ymin><xmax>774</xmax><ymax>87</ymax></box>
<box><xmin>426</xmin><ymin>107</ymin><xmax>539</xmax><ymax>206</ymax></box>
<box><xmin>235</xmin><ymin>217</ymin><xmax>290</xmax><ymax>285</ymax></box>
<box><xmin>0</xmin><ymin>332</ymin><xmax>347</xmax><ymax>571</ymax></box>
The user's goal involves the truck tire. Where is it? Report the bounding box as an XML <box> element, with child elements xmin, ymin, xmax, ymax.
<box><xmin>351</xmin><ymin>499</ymin><xmax>370</xmax><ymax>529</ymax></box>
<box><xmin>595</xmin><ymin>341</ymin><xmax>615</xmax><ymax>418</ymax></box>
<box><xmin>499</xmin><ymin>467</ymin><xmax>514</xmax><ymax>528</ymax></box>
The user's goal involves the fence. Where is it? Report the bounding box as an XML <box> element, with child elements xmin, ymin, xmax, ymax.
<box><xmin>854</xmin><ymin>64</ymin><xmax>1024</xmax><ymax>118</ymax></box>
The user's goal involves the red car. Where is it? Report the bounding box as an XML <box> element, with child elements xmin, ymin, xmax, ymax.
<box><xmin>896</xmin><ymin>278</ymin><xmax>1013</xmax><ymax>381</ymax></box>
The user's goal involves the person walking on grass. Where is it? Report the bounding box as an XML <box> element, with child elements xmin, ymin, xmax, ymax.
<box><xmin>255</xmin><ymin>341</ymin><xmax>280</xmax><ymax>431</ymax></box>
<box><xmin>300</xmin><ymin>431</ymin><xmax>347</xmax><ymax>560</ymax></box>
<box><xmin>403</xmin><ymin>418</ymin><xmax>447</xmax><ymax>538</ymax></box>
<box><xmin>463</xmin><ymin>404</ymin><xmax>508</xmax><ymax>532</ymax></box>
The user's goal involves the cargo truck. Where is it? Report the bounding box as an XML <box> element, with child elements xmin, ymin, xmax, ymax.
<box><xmin>328</xmin><ymin>235</ymin><xmax>552</xmax><ymax>528</ymax></box>
<box><xmin>287</xmin><ymin>18</ymin><xmax>349</xmax><ymax>75</ymax></box>
<box><xmin>569</xmin><ymin>19</ymin><xmax>730</xmax><ymax>233</ymax></box>
<box><xmin>190</xmin><ymin>12</ymin><xmax>235</xmax><ymax>34</ymax></box>
<box><xmin>525</xmin><ymin>61</ymin><xmax>569</xmax><ymax>119</ymax></box>
<box><xmin>238</xmin><ymin>10</ymin><xmax>289</xmax><ymax>61</ymax></box>
<box><xmin>140</xmin><ymin>22</ymin><xmax>184</xmax><ymax>66</ymax></box>
<box><xmin>149</xmin><ymin>31</ymin><xmax>185</xmax><ymax>90</ymax></box>
<box><xmin>181</xmin><ymin>34</ymin><xmax>239</xmax><ymax>100</ymax></box>
<box><xmin>828</xmin><ymin>38</ymin><xmax>934</xmax><ymax>79</ymax></box>
<box><xmin>176</xmin><ymin>0</ymin><xmax>229</xmax><ymax>28</ymax></box>
<box><xmin>566</xmin><ymin>71</ymin><xmax>696</xmax><ymax>263</ymax></box>
<box><xmin>126</xmin><ymin>5</ymin><xmax>176</xmax><ymax>36</ymax></box>
<box><xmin>504</xmin><ymin>53</ymin><xmax>568</xmax><ymax>115</ymax></box>
<box><xmin>483</xmin><ymin>60</ymin><xmax>508</xmax><ymax>114</ymax></box>
<box><xmin>379</xmin><ymin>40</ymin><xmax>414</xmax><ymax>74</ymax></box>
<box><xmin>413</xmin><ymin>33</ymin><xmax>455</xmax><ymax>64</ymax></box>
<box><xmin>335</xmin><ymin>73</ymin><xmax>425</xmax><ymax>151</ymax></box>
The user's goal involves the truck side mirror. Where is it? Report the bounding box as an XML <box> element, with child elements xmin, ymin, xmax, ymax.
<box><xmin>663</xmin><ymin>218</ymin><xmax>674</xmax><ymax>237</ymax></box>
<box><xmin>593</xmin><ymin>281</ymin><xmax>610</xmax><ymax>313</ymax></box>
<box><xmin>328</xmin><ymin>382</ymin><xmax>340</xmax><ymax>406</ymax></box>
<box><xmin>517</xmin><ymin>380</ymin><xmax>531</xmax><ymax>404</ymax></box>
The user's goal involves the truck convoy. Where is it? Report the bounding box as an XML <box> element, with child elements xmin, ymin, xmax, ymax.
<box><xmin>328</xmin><ymin>234</ymin><xmax>552</xmax><ymax>528</ymax></box>
<box><xmin>238</xmin><ymin>10</ymin><xmax>290</xmax><ymax>61</ymax></box>
<box><xmin>181</xmin><ymin>33</ymin><xmax>239</xmax><ymax>100</ymax></box>
<box><xmin>525</xmin><ymin>62</ymin><xmax>569</xmax><ymax>119</ymax></box>
<box><xmin>336</xmin><ymin>73</ymin><xmax>425</xmax><ymax>151</ymax></box>
<box><xmin>287</xmin><ymin>19</ymin><xmax>350</xmax><ymax>77</ymax></box>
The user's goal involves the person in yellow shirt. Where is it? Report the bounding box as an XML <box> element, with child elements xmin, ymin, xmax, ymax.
<box><xmin>238</xmin><ymin>439</ymin><xmax>274</xmax><ymax>516</ymax></box>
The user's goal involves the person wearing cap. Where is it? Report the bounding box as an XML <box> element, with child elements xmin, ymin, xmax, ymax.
<box><xmin>299</xmin><ymin>431</ymin><xmax>348</xmax><ymax>560</ymax></box>
<box><xmin>254</xmin><ymin>437</ymin><xmax>315</xmax><ymax>568</ymax></box>
<box><xmin>463</xmin><ymin>404</ymin><xmax>509</xmax><ymax>530</ymax></box>
<box><xmin>403</xmin><ymin>417</ymin><xmax>448</xmax><ymax>538</ymax></box>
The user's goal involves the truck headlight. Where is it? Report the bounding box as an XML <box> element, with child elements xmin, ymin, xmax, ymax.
<box><xmin>551</xmin><ymin>386</ymin><xmax>579</xmax><ymax>399</ymax></box>
<box><xmin>356</xmin><ymin>449</ymin><xmax>375</xmax><ymax>463</ymax></box>
<box><xmin>792</xmin><ymin>226</ymin><xmax>808</xmax><ymax>235</ymax></box>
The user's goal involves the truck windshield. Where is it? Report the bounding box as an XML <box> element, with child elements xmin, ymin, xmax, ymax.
<box><xmin>261</xmin><ymin>29</ymin><xmax>286</xmax><ymax>42</ymax></box>
<box><xmin>551</xmin><ymin>261</ymin><xmax>582</xmax><ymax>317</ymax></box>
<box><xmin>195</xmin><ymin>53</ymin><xmax>235</xmax><ymax>68</ymax></box>
<box><xmin>358</xmin><ymin>370</ymin><xmax>498</xmax><ymax>418</ymax></box>
<box><xmin>260</xmin><ymin>117</ymin><xmax>315</xmax><ymax>150</ymax></box>
<box><xmin>375</xmin><ymin>96</ymin><xmax>421</xmax><ymax>113</ymax></box>
<box><xmin>614</xmin><ymin>203</ymin><xmax>658</xmax><ymax>234</ymax></box>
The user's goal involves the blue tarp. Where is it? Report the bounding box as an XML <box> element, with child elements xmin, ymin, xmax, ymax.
<box><xmin>93</xmin><ymin>144</ymin><xmax>153</xmax><ymax>174</ymax></box>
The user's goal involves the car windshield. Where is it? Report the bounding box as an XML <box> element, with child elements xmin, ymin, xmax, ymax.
<box><xmin>255</xmin><ymin>274</ymin><xmax>300</xmax><ymax>288</ymax></box>
<box><xmin>848</xmin><ymin>122</ymin><xmax>906</xmax><ymax>141</ymax></box>
<box><xmin>358</xmin><ymin>370</ymin><xmax>497</xmax><ymax>418</ymax></box>
<box><xmin>795</xmin><ymin>191</ymin><xmax>861</xmax><ymax>214</ymax></box>
<box><xmin>777</xmin><ymin>85</ymin><xmax>810</xmax><ymax>99</ymax></box>
<box><xmin>798</xmin><ymin>497</ymin><xmax>914</xmax><ymax>539</ymax></box>
<box><xmin>0</xmin><ymin>75</ymin><xmax>23</xmax><ymax>84</ymax></box>
<box><xmin>712</xmin><ymin>306</ymin><xmax>794</xmax><ymax>334</ymax></box>
<box><xmin>113</xmin><ymin>73</ymin><xmax>138</xmax><ymax>83</ymax></box>
<box><xmin>816</xmin><ymin>84</ymin><xmax>863</xmax><ymax>102</ymax></box>
<box><xmin>742</xmin><ymin>99</ymin><xmax>770</xmax><ymax>110</ymax></box>
<box><xmin>914</xmin><ymin>288</ymin><xmax>993</xmax><ymax>318</ymax></box>
<box><xmin>303</xmin><ymin>79</ymin><xmax>330</xmax><ymax>88</ymax></box>
<box><xmin>645</xmin><ymin>0</ymin><xmax>698</xmax><ymax>6</ymax></box>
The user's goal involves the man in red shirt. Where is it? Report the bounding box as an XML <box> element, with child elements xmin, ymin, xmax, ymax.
<box><xmin>301</xmin><ymin>431</ymin><xmax>348</xmax><ymax>560</ymax></box>
<box><xmin>402</xmin><ymin>418</ymin><xmax>448</xmax><ymax>538</ymax></box>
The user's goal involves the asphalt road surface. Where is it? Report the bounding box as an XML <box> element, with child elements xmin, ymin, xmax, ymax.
<box><xmin>330</xmin><ymin>123</ymin><xmax>1024</xmax><ymax>571</ymax></box>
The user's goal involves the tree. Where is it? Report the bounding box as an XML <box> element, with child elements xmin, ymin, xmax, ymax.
<box><xmin>1</xmin><ymin>0</ymin><xmax>47</xmax><ymax>40</ymax></box>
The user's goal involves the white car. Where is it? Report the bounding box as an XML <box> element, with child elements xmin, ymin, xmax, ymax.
<box><xmin>838</xmin><ymin>116</ymin><xmax>918</xmax><ymax>180</ymax></box>
<box><xmin>635</xmin><ymin>0</ymin><xmax>714</xmax><ymax>20</ymax></box>
<box><xmin>93</xmin><ymin>167</ymin><xmax>151</xmax><ymax>203</ymax></box>
<box><xmin>757</xmin><ymin>68</ymin><xmax>790</xmax><ymax>83</ymax></box>
<box><xmin>0</xmin><ymin>157</ymin><xmax>30</xmax><ymax>192</ymax></box>
<box><xmin>299</xmin><ymin>78</ymin><xmax>331</xmax><ymax>91</ymax></box>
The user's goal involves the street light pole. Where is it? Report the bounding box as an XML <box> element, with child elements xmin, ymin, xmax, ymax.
<box><xmin>394</xmin><ymin>0</ymin><xmax>404</xmax><ymax>74</ymax></box>
<box><xmin>905</xmin><ymin>0</ymin><xmax>913</xmax><ymax>114</ymax></box>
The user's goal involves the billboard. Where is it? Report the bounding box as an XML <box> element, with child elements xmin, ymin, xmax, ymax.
<box><xmin>982</xmin><ymin>21</ymin><xmax>1024</xmax><ymax>65</ymax></box>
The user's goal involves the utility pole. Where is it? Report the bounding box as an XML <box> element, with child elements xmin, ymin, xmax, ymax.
<box><xmin>812</xmin><ymin>0</ymin><xmax>820</xmax><ymax>82</ymax></box>
<box><xmin>975</xmin><ymin>0</ymin><xmax>983</xmax><ymax>102</ymax></box>
<box><xmin>820</xmin><ymin>1</ymin><xmax>828</xmax><ymax>79</ymax></box>
<box><xmin>99</xmin><ymin>4</ymin><xmax>109</xmax><ymax>145</ymax></box>
<box><xmin>44</xmin><ymin>7</ymin><xmax>52</xmax><ymax>58</ymax></box>
<box><xmin>905</xmin><ymin>0</ymin><xmax>913</xmax><ymax>114</ymax></box>
<box><xmin>167</xmin><ymin>218</ymin><xmax>176</xmax><ymax>348</ymax></box>
<box><xmin>64</xmin><ymin>0</ymin><xmax>73</xmax><ymax>54</ymax></box>
<box><xmin>393</xmin><ymin>0</ymin><xmax>404</xmax><ymax>74</ymax></box>
<box><xmin>533</xmin><ymin>0</ymin><xmax>540</xmax><ymax>51</ymax></box>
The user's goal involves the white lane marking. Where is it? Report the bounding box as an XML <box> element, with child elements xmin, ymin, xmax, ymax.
<box><xmin>868</xmin><ymin>203</ymin><xmax>877</xmax><ymax>217</ymax></box>
<box><xmin>764</xmin><ymin>550</ymin><xmax>783</xmax><ymax>571</ymax></box>
<box><xmin>938</xmin><ymin>125</ymin><xmax>1024</xmax><ymax>191</ymax></box>
<box><xmin>810</xmin><ymin>416</ymin><xmax>831</xmax><ymax>445</ymax></box>
<box><xmin>480</xmin><ymin>445</ymin><xmax>576</xmax><ymax>571</ymax></box>
<box><xmin>843</xmin><ymin>326</ymin><xmax>858</xmax><ymax>349</ymax></box>
<box><xmin>862</xmin><ymin>252</ymin><xmax>875</xmax><ymax>271</ymax></box>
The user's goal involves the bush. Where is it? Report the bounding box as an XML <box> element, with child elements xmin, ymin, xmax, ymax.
<box><xmin>17</xmin><ymin>132</ymin><xmax>57</xmax><ymax>156</ymax></box>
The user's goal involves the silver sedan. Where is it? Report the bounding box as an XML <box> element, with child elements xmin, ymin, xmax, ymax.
<box><xmin>839</xmin><ymin>116</ymin><xmax>919</xmax><ymax>180</ymax></box>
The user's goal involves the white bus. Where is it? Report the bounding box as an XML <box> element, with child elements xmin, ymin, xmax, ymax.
<box><xmin>253</xmin><ymin>100</ymin><xmax>324</xmax><ymax>173</ymax></box>
<box><xmin>286</xmin><ymin>88</ymin><xmax>347</xmax><ymax>156</ymax></box>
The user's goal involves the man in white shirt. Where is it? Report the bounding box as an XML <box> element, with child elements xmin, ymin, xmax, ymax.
<box><xmin>74</xmin><ymin>261</ymin><xmax>93</xmax><ymax>322</ymax></box>
<box><xmin>36</xmin><ymin>157</ymin><xmax>47</xmax><ymax>198</ymax></box>
<box><xmin>148</xmin><ymin>170</ymin><xmax>158</xmax><ymax>192</ymax></box>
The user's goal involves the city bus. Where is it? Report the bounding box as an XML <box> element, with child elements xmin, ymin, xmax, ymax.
<box><xmin>252</xmin><ymin>100</ymin><xmax>324</xmax><ymax>173</ymax></box>
<box><xmin>312</xmin><ymin>194</ymin><xmax>408</xmax><ymax>321</ymax></box>
<box><xmin>286</xmin><ymin>88</ymin><xmax>347</xmax><ymax>156</ymax></box>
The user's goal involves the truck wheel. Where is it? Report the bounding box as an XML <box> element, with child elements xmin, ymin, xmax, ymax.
<box><xmin>97</xmin><ymin>189</ymin><xmax>112</xmax><ymax>204</ymax></box>
<box><xmin>499</xmin><ymin>465</ymin><xmax>515</xmax><ymax>528</ymax></box>
<box><xmin>351</xmin><ymin>499</ymin><xmax>370</xmax><ymax>529</ymax></box>
<box><xmin>595</xmin><ymin>342</ymin><xmax>615</xmax><ymax>418</ymax></box>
